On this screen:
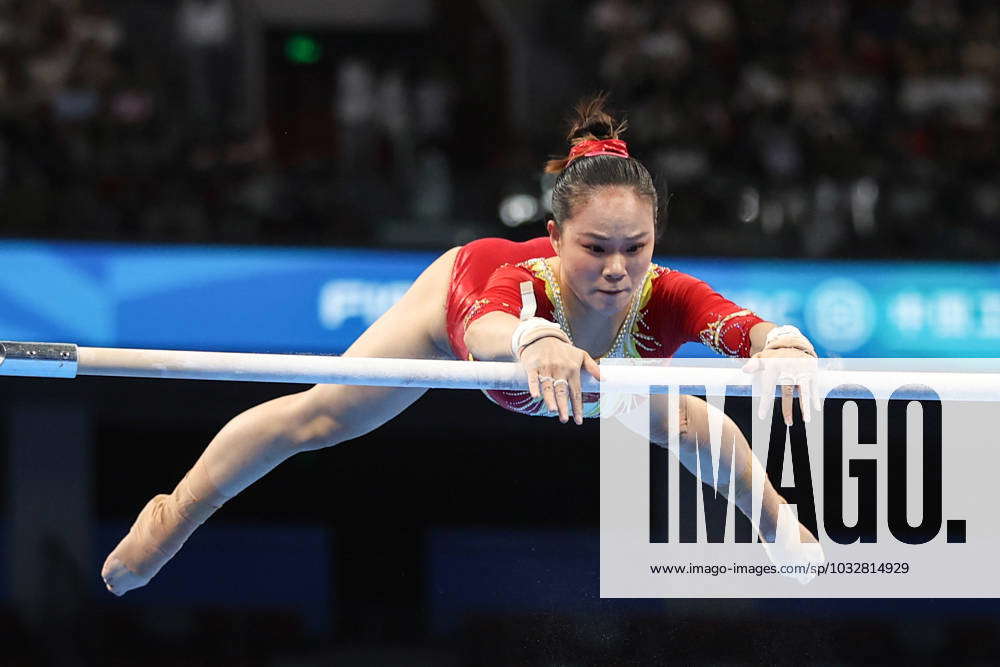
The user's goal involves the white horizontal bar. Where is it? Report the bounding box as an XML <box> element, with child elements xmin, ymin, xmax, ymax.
<box><xmin>2</xmin><ymin>342</ymin><xmax>998</xmax><ymax>401</ymax></box>
<box><xmin>75</xmin><ymin>346</ymin><xmax>540</xmax><ymax>390</ymax></box>
<box><xmin>600</xmin><ymin>365</ymin><xmax>1000</xmax><ymax>402</ymax></box>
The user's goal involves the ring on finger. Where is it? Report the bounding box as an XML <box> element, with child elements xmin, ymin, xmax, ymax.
<box><xmin>538</xmin><ymin>375</ymin><xmax>555</xmax><ymax>384</ymax></box>
<box><xmin>553</xmin><ymin>378</ymin><xmax>569</xmax><ymax>390</ymax></box>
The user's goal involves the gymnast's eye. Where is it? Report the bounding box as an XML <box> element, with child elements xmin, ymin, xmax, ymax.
<box><xmin>626</xmin><ymin>244</ymin><xmax>645</xmax><ymax>254</ymax></box>
<box><xmin>586</xmin><ymin>244</ymin><xmax>605</xmax><ymax>253</ymax></box>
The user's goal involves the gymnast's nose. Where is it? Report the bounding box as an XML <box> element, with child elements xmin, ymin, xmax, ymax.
<box><xmin>603</xmin><ymin>254</ymin><xmax>626</xmax><ymax>282</ymax></box>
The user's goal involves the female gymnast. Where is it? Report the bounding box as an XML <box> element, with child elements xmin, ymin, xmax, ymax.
<box><xmin>102</xmin><ymin>97</ymin><xmax>822</xmax><ymax>595</ymax></box>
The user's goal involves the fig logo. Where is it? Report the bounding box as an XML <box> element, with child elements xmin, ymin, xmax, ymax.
<box><xmin>318</xmin><ymin>280</ymin><xmax>412</xmax><ymax>329</ymax></box>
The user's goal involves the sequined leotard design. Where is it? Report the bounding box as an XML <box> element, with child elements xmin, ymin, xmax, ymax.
<box><xmin>445</xmin><ymin>237</ymin><xmax>763</xmax><ymax>418</ymax></box>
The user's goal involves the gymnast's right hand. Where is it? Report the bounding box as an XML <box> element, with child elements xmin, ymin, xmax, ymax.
<box><xmin>519</xmin><ymin>336</ymin><xmax>600</xmax><ymax>425</ymax></box>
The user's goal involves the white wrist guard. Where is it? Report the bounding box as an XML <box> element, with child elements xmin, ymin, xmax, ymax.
<box><xmin>511</xmin><ymin>317</ymin><xmax>570</xmax><ymax>359</ymax></box>
<box><xmin>764</xmin><ymin>325</ymin><xmax>816</xmax><ymax>356</ymax></box>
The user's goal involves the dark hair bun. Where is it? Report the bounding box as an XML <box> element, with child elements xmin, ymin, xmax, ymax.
<box><xmin>546</xmin><ymin>93</ymin><xmax>628</xmax><ymax>173</ymax></box>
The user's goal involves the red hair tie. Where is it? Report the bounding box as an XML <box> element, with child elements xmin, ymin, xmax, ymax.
<box><xmin>566</xmin><ymin>138</ymin><xmax>629</xmax><ymax>165</ymax></box>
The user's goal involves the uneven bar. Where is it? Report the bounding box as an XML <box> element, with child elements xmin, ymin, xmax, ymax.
<box><xmin>1</xmin><ymin>341</ymin><xmax>998</xmax><ymax>401</ymax></box>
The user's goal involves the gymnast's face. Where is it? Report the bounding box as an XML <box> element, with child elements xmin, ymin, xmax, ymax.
<box><xmin>548</xmin><ymin>186</ymin><xmax>655</xmax><ymax>316</ymax></box>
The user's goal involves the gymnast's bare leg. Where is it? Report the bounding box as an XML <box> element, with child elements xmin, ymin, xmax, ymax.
<box><xmin>102</xmin><ymin>248</ymin><xmax>462</xmax><ymax>595</ymax></box>
<box><xmin>643</xmin><ymin>394</ymin><xmax>822</xmax><ymax>580</ymax></box>
<box><xmin>649</xmin><ymin>394</ymin><xmax>819</xmax><ymax>545</ymax></box>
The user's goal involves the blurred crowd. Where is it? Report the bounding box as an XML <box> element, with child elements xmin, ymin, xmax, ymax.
<box><xmin>1</xmin><ymin>0</ymin><xmax>998</xmax><ymax>258</ymax></box>
<box><xmin>0</xmin><ymin>0</ymin><xmax>288</xmax><ymax>245</ymax></box>
<box><xmin>581</xmin><ymin>0</ymin><xmax>1000</xmax><ymax>257</ymax></box>
<box><xmin>0</xmin><ymin>0</ymin><xmax>465</xmax><ymax>247</ymax></box>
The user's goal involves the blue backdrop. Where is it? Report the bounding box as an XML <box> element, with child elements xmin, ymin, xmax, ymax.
<box><xmin>2</xmin><ymin>239</ymin><xmax>998</xmax><ymax>357</ymax></box>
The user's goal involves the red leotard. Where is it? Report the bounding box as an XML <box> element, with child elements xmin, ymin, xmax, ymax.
<box><xmin>445</xmin><ymin>237</ymin><xmax>763</xmax><ymax>418</ymax></box>
<box><xmin>445</xmin><ymin>237</ymin><xmax>555</xmax><ymax>358</ymax></box>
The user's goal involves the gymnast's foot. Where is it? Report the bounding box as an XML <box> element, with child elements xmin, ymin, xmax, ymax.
<box><xmin>102</xmin><ymin>469</ymin><xmax>227</xmax><ymax>596</ymax></box>
<box><xmin>761</xmin><ymin>508</ymin><xmax>825</xmax><ymax>585</ymax></box>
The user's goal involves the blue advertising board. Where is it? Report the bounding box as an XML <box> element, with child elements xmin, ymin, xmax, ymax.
<box><xmin>1</xmin><ymin>239</ymin><xmax>998</xmax><ymax>357</ymax></box>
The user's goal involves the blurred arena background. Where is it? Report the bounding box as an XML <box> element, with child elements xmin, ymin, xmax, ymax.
<box><xmin>1</xmin><ymin>0</ymin><xmax>999</xmax><ymax>665</ymax></box>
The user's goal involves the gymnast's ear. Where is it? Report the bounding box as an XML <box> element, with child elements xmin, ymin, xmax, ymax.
<box><xmin>547</xmin><ymin>219</ymin><xmax>562</xmax><ymax>252</ymax></box>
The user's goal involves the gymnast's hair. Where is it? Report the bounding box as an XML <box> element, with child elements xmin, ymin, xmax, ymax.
<box><xmin>545</xmin><ymin>94</ymin><xmax>659</xmax><ymax>229</ymax></box>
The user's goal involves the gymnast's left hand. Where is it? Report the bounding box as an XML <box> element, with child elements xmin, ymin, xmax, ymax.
<box><xmin>743</xmin><ymin>327</ymin><xmax>821</xmax><ymax>426</ymax></box>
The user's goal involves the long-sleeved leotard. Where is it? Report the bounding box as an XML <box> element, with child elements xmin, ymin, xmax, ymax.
<box><xmin>101</xmin><ymin>238</ymin><xmax>795</xmax><ymax>599</ymax></box>
<box><xmin>445</xmin><ymin>237</ymin><xmax>764</xmax><ymax>418</ymax></box>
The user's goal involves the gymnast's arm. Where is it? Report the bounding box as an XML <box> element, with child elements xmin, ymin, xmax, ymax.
<box><xmin>465</xmin><ymin>312</ymin><xmax>599</xmax><ymax>425</ymax></box>
<box><xmin>748</xmin><ymin>321</ymin><xmax>777</xmax><ymax>355</ymax></box>
<box><xmin>669</xmin><ymin>275</ymin><xmax>816</xmax><ymax>423</ymax></box>
<box><xmin>463</xmin><ymin>311</ymin><xmax>519</xmax><ymax>361</ymax></box>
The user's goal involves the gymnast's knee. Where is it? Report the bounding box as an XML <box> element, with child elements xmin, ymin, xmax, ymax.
<box><xmin>650</xmin><ymin>395</ymin><xmax>691</xmax><ymax>449</ymax></box>
<box><xmin>677</xmin><ymin>396</ymin><xmax>691</xmax><ymax>439</ymax></box>
<box><xmin>284</xmin><ymin>387</ymin><xmax>370</xmax><ymax>452</ymax></box>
